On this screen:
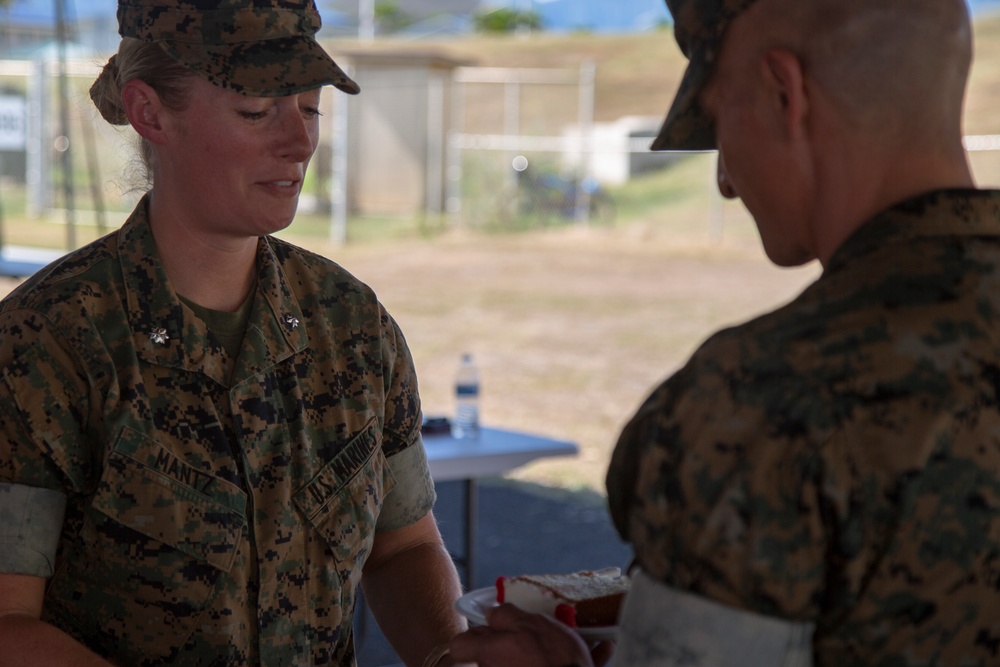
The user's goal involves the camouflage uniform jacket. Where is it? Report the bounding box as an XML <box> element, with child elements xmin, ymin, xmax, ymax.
<box><xmin>0</xmin><ymin>195</ymin><xmax>432</xmax><ymax>666</ymax></box>
<box><xmin>607</xmin><ymin>188</ymin><xmax>1000</xmax><ymax>665</ymax></box>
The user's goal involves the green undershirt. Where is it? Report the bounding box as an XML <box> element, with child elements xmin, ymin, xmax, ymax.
<box><xmin>178</xmin><ymin>287</ymin><xmax>256</xmax><ymax>361</ymax></box>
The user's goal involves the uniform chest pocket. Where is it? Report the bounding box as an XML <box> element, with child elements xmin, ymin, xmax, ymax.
<box><xmin>294</xmin><ymin>419</ymin><xmax>397</xmax><ymax>566</ymax></box>
<box><xmin>45</xmin><ymin>427</ymin><xmax>248</xmax><ymax>662</ymax></box>
<box><xmin>91</xmin><ymin>427</ymin><xmax>247</xmax><ymax>570</ymax></box>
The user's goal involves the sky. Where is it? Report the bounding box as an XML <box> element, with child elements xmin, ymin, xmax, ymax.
<box><xmin>529</xmin><ymin>0</ymin><xmax>669</xmax><ymax>33</ymax></box>
<box><xmin>2</xmin><ymin>0</ymin><xmax>999</xmax><ymax>33</ymax></box>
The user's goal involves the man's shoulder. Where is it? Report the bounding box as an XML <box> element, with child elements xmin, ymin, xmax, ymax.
<box><xmin>686</xmin><ymin>282</ymin><xmax>851</xmax><ymax>385</ymax></box>
<box><xmin>697</xmin><ymin>209</ymin><xmax>1000</xmax><ymax>377</ymax></box>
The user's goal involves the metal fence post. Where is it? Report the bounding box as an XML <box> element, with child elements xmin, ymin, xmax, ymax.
<box><xmin>426</xmin><ymin>72</ymin><xmax>445</xmax><ymax>217</ymax></box>
<box><xmin>445</xmin><ymin>75</ymin><xmax>465</xmax><ymax>222</ymax></box>
<box><xmin>574</xmin><ymin>59</ymin><xmax>596</xmax><ymax>225</ymax></box>
<box><xmin>330</xmin><ymin>72</ymin><xmax>350</xmax><ymax>245</ymax></box>
<box><xmin>26</xmin><ymin>56</ymin><xmax>48</xmax><ymax>218</ymax></box>
<box><xmin>503</xmin><ymin>78</ymin><xmax>520</xmax><ymax>191</ymax></box>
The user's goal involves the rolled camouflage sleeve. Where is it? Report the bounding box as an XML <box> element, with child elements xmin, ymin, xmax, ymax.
<box><xmin>0</xmin><ymin>308</ymin><xmax>96</xmax><ymax>577</ymax></box>
<box><xmin>377</xmin><ymin>435</ymin><xmax>436</xmax><ymax>532</ymax></box>
<box><xmin>373</xmin><ymin>305</ymin><xmax>434</xmax><ymax>531</ymax></box>
<box><xmin>0</xmin><ymin>482</ymin><xmax>67</xmax><ymax>576</ymax></box>
<box><xmin>379</xmin><ymin>310</ymin><xmax>423</xmax><ymax>458</ymax></box>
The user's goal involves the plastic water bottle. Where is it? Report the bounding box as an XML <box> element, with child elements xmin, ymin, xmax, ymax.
<box><xmin>451</xmin><ymin>353</ymin><xmax>480</xmax><ymax>439</ymax></box>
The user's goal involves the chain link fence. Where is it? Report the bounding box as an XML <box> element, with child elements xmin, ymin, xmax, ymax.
<box><xmin>447</xmin><ymin>62</ymin><xmax>617</xmax><ymax>231</ymax></box>
<box><xmin>2</xmin><ymin>54</ymin><xmax>1000</xmax><ymax>252</ymax></box>
<box><xmin>0</xmin><ymin>58</ymin><xmax>135</xmax><ymax>243</ymax></box>
<box><xmin>0</xmin><ymin>54</ymin><xmax>346</xmax><ymax>250</ymax></box>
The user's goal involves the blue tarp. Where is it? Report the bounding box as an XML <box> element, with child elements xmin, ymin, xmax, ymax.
<box><xmin>0</xmin><ymin>246</ymin><xmax>63</xmax><ymax>278</ymax></box>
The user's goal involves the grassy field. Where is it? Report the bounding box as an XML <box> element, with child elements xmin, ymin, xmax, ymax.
<box><xmin>1</xmin><ymin>18</ymin><xmax>999</xmax><ymax>493</ymax></box>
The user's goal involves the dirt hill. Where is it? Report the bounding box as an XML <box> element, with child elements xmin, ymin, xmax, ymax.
<box><xmin>332</xmin><ymin>15</ymin><xmax>1000</xmax><ymax>135</ymax></box>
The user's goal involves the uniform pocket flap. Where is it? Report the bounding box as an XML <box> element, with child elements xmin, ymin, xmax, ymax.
<box><xmin>92</xmin><ymin>427</ymin><xmax>247</xmax><ymax>572</ymax></box>
<box><xmin>293</xmin><ymin>419</ymin><xmax>396</xmax><ymax>564</ymax></box>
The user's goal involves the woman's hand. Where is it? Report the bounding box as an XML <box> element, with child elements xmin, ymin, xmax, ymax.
<box><xmin>449</xmin><ymin>603</ymin><xmax>614</xmax><ymax>667</ymax></box>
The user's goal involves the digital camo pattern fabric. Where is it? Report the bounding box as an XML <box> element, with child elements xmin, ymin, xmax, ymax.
<box><xmin>650</xmin><ymin>0</ymin><xmax>759</xmax><ymax>151</ymax></box>
<box><xmin>0</xmin><ymin>195</ymin><xmax>429</xmax><ymax>666</ymax></box>
<box><xmin>607</xmin><ymin>189</ymin><xmax>1000</xmax><ymax>665</ymax></box>
<box><xmin>116</xmin><ymin>0</ymin><xmax>360</xmax><ymax>96</ymax></box>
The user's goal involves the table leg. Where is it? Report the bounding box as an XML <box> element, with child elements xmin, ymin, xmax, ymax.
<box><xmin>464</xmin><ymin>478</ymin><xmax>477</xmax><ymax>590</ymax></box>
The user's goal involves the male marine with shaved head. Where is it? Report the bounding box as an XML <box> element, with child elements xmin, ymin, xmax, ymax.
<box><xmin>447</xmin><ymin>0</ymin><xmax>1000</xmax><ymax>665</ymax></box>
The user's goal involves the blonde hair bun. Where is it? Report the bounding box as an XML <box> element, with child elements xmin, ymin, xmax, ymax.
<box><xmin>89</xmin><ymin>54</ymin><xmax>129</xmax><ymax>125</ymax></box>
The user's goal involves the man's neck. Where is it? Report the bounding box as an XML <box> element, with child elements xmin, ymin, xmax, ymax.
<box><xmin>812</xmin><ymin>143</ymin><xmax>975</xmax><ymax>267</ymax></box>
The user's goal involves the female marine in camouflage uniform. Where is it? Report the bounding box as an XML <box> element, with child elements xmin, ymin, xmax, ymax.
<box><xmin>0</xmin><ymin>1</ymin><xmax>466</xmax><ymax>665</ymax></box>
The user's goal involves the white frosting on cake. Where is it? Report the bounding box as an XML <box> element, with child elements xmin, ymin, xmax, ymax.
<box><xmin>498</xmin><ymin>567</ymin><xmax>625</xmax><ymax>623</ymax></box>
<box><xmin>503</xmin><ymin>580</ymin><xmax>565</xmax><ymax>616</ymax></box>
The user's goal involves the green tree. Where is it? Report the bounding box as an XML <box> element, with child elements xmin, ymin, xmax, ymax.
<box><xmin>374</xmin><ymin>0</ymin><xmax>413</xmax><ymax>33</ymax></box>
<box><xmin>473</xmin><ymin>7</ymin><xmax>543</xmax><ymax>33</ymax></box>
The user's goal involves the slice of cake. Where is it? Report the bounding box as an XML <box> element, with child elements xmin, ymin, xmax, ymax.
<box><xmin>496</xmin><ymin>567</ymin><xmax>630</xmax><ymax>627</ymax></box>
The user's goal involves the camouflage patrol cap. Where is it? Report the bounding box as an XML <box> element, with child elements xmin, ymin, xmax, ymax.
<box><xmin>117</xmin><ymin>0</ymin><xmax>360</xmax><ymax>97</ymax></box>
<box><xmin>651</xmin><ymin>0</ymin><xmax>758</xmax><ymax>151</ymax></box>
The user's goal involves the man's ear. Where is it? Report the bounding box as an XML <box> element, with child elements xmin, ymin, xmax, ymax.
<box><xmin>761</xmin><ymin>48</ymin><xmax>808</xmax><ymax>141</ymax></box>
<box><xmin>121</xmin><ymin>79</ymin><xmax>169</xmax><ymax>145</ymax></box>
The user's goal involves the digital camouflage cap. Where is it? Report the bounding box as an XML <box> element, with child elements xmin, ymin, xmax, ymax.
<box><xmin>117</xmin><ymin>0</ymin><xmax>360</xmax><ymax>97</ymax></box>
<box><xmin>651</xmin><ymin>0</ymin><xmax>758</xmax><ymax>151</ymax></box>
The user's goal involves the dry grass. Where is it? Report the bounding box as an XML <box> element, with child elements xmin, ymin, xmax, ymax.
<box><xmin>337</xmin><ymin>15</ymin><xmax>1000</xmax><ymax>134</ymax></box>
<box><xmin>968</xmin><ymin>17</ymin><xmax>1000</xmax><ymax>135</ymax></box>
<box><xmin>0</xmin><ymin>187</ymin><xmax>819</xmax><ymax>494</ymax></box>
<box><xmin>288</xmin><ymin>223</ymin><xmax>820</xmax><ymax>492</ymax></box>
<box><xmin>332</xmin><ymin>30</ymin><xmax>684</xmax><ymax>126</ymax></box>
